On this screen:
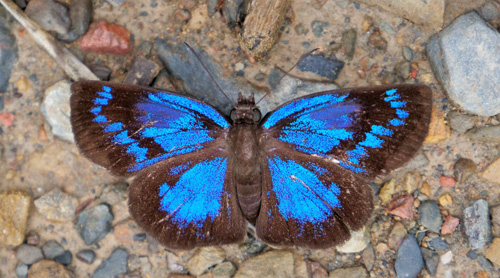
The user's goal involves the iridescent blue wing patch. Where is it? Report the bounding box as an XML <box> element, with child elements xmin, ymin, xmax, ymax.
<box><xmin>70</xmin><ymin>81</ymin><xmax>230</xmax><ymax>176</ymax></box>
<box><xmin>261</xmin><ymin>84</ymin><xmax>432</xmax><ymax>178</ymax></box>
<box><xmin>256</xmin><ymin>146</ymin><xmax>373</xmax><ymax>248</ymax></box>
<box><xmin>128</xmin><ymin>148</ymin><xmax>246</xmax><ymax>249</ymax></box>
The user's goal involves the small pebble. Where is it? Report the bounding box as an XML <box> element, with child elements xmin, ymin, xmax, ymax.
<box><xmin>439</xmin><ymin>176</ymin><xmax>456</xmax><ymax>188</ymax></box>
<box><xmin>491</xmin><ymin>205</ymin><xmax>500</xmax><ymax>237</ymax></box>
<box><xmin>187</xmin><ymin>247</ymin><xmax>226</xmax><ymax>276</ymax></box>
<box><xmin>440</xmin><ymin>251</ymin><xmax>453</xmax><ymax>265</ymax></box>
<box><xmin>311</xmin><ymin>20</ymin><xmax>328</xmax><ymax>37</ymax></box>
<box><xmin>368</xmin><ymin>28</ymin><xmax>387</xmax><ymax>51</ymax></box>
<box><xmin>54</xmin><ymin>250</ymin><xmax>72</xmax><ymax>266</ymax></box>
<box><xmin>40</xmin><ymin>80</ymin><xmax>74</xmax><ymax>142</ymax></box>
<box><xmin>453</xmin><ymin>158</ymin><xmax>477</xmax><ymax>183</ymax></box>
<box><xmin>477</xmin><ymin>255</ymin><xmax>495</xmax><ymax>271</ymax></box>
<box><xmin>478</xmin><ymin>1</ymin><xmax>500</xmax><ymax>20</ymax></box>
<box><xmin>92</xmin><ymin>248</ymin><xmax>128</xmax><ymax>278</ymax></box>
<box><xmin>16</xmin><ymin>244</ymin><xmax>44</xmax><ymax>265</ymax></box>
<box><xmin>211</xmin><ymin>261</ymin><xmax>237</xmax><ymax>278</ymax></box>
<box><xmin>34</xmin><ymin>188</ymin><xmax>78</xmax><ymax>222</ymax></box>
<box><xmin>403</xmin><ymin>46</ymin><xmax>413</xmax><ymax>61</ymax></box>
<box><xmin>306</xmin><ymin>260</ymin><xmax>328</xmax><ymax>278</ymax></box>
<box><xmin>15</xmin><ymin>262</ymin><xmax>28</xmax><ymax>278</ymax></box>
<box><xmin>75</xmin><ymin>203</ymin><xmax>114</xmax><ymax>246</ymax></box>
<box><xmin>485</xmin><ymin>237</ymin><xmax>500</xmax><ymax>266</ymax></box>
<box><xmin>297</xmin><ymin>54</ymin><xmax>344</xmax><ymax>80</ymax></box>
<box><xmin>446</xmin><ymin>111</ymin><xmax>476</xmax><ymax>133</ymax></box>
<box><xmin>341</xmin><ymin>29</ymin><xmax>356</xmax><ymax>59</ymax></box>
<box><xmin>26</xmin><ymin>231</ymin><xmax>40</xmax><ymax>246</ymax></box>
<box><xmin>76</xmin><ymin>249</ymin><xmax>96</xmax><ymax>264</ymax></box>
<box><xmin>441</xmin><ymin>215</ymin><xmax>460</xmax><ymax>235</ymax></box>
<box><xmin>386</xmin><ymin>194</ymin><xmax>415</xmax><ymax>219</ymax></box>
<box><xmin>480</xmin><ymin>157</ymin><xmax>500</xmax><ymax>184</ymax></box>
<box><xmin>133</xmin><ymin>233</ymin><xmax>147</xmax><ymax>242</ymax></box>
<box><xmin>41</xmin><ymin>240</ymin><xmax>64</xmax><ymax>260</ymax></box>
<box><xmin>418</xmin><ymin>200</ymin><xmax>443</xmax><ymax>233</ymax></box>
<box><xmin>28</xmin><ymin>260</ymin><xmax>72</xmax><ymax>278</ymax></box>
<box><xmin>0</xmin><ymin>190</ymin><xmax>31</xmax><ymax>247</ymax></box>
<box><xmin>56</xmin><ymin>0</ymin><xmax>92</xmax><ymax>42</ymax></box>
<box><xmin>80</xmin><ymin>21</ymin><xmax>132</xmax><ymax>54</ymax></box>
<box><xmin>428</xmin><ymin>237</ymin><xmax>448</xmax><ymax>251</ymax></box>
<box><xmin>388</xmin><ymin>222</ymin><xmax>407</xmax><ymax>249</ymax></box>
<box><xmin>395</xmin><ymin>235</ymin><xmax>424</xmax><ymax>278</ymax></box>
<box><xmin>25</xmin><ymin>0</ymin><xmax>70</xmax><ymax>35</ymax></box>
<box><xmin>421</xmin><ymin>248</ymin><xmax>439</xmax><ymax>276</ymax></box>
<box><xmin>464</xmin><ymin>199</ymin><xmax>492</xmax><ymax>249</ymax></box>
<box><xmin>234</xmin><ymin>250</ymin><xmax>294</xmax><ymax>278</ymax></box>
<box><xmin>123</xmin><ymin>56</ymin><xmax>161</xmax><ymax>86</ymax></box>
<box><xmin>439</xmin><ymin>193</ymin><xmax>453</xmax><ymax>207</ymax></box>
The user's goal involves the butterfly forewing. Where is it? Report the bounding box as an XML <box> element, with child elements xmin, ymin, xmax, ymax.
<box><xmin>128</xmin><ymin>144</ymin><xmax>246</xmax><ymax>249</ymax></box>
<box><xmin>70</xmin><ymin>81</ymin><xmax>230</xmax><ymax>176</ymax></box>
<box><xmin>261</xmin><ymin>84</ymin><xmax>432</xmax><ymax>179</ymax></box>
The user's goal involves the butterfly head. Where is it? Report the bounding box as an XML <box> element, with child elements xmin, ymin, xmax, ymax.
<box><xmin>230</xmin><ymin>92</ymin><xmax>261</xmax><ymax>124</ymax></box>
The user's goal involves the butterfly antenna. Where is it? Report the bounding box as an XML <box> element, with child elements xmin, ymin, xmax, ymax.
<box><xmin>255</xmin><ymin>48</ymin><xmax>320</xmax><ymax>105</ymax></box>
<box><xmin>184</xmin><ymin>42</ymin><xmax>235</xmax><ymax>105</ymax></box>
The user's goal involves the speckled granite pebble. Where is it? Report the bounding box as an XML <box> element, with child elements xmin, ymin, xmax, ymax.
<box><xmin>464</xmin><ymin>199</ymin><xmax>492</xmax><ymax>249</ymax></box>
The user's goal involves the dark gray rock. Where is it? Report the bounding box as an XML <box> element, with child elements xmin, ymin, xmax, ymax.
<box><xmin>75</xmin><ymin>204</ymin><xmax>114</xmax><ymax>246</ymax></box>
<box><xmin>41</xmin><ymin>240</ymin><xmax>64</xmax><ymax>260</ymax></box>
<box><xmin>421</xmin><ymin>248</ymin><xmax>439</xmax><ymax>276</ymax></box>
<box><xmin>123</xmin><ymin>56</ymin><xmax>161</xmax><ymax>86</ymax></box>
<box><xmin>0</xmin><ymin>8</ymin><xmax>17</xmax><ymax>92</ymax></box>
<box><xmin>395</xmin><ymin>235</ymin><xmax>424</xmax><ymax>278</ymax></box>
<box><xmin>297</xmin><ymin>54</ymin><xmax>344</xmax><ymax>81</ymax></box>
<box><xmin>16</xmin><ymin>244</ymin><xmax>44</xmax><ymax>265</ymax></box>
<box><xmin>25</xmin><ymin>0</ymin><xmax>71</xmax><ymax>35</ymax></box>
<box><xmin>418</xmin><ymin>200</ymin><xmax>443</xmax><ymax>233</ymax></box>
<box><xmin>14</xmin><ymin>262</ymin><xmax>28</xmax><ymax>278</ymax></box>
<box><xmin>428</xmin><ymin>237</ymin><xmax>448</xmax><ymax>251</ymax></box>
<box><xmin>92</xmin><ymin>248</ymin><xmax>128</xmax><ymax>278</ymax></box>
<box><xmin>464</xmin><ymin>199</ymin><xmax>492</xmax><ymax>249</ymax></box>
<box><xmin>54</xmin><ymin>250</ymin><xmax>72</xmax><ymax>266</ymax></box>
<box><xmin>57</xmin><ymin>0</ymin><xmax>92</xmax><ymax>42</ymax></box>
<box><xmin>477</xmin><ymin>255</ymin><xmax>495</xmax><ymax>271</ymax></box>
<box><xmin>427</xmin><ymin>12</ymin><xmax>500</xmax><ymax>116</ymax></box>
<box><xmin>76</xmin><ymin>249</ymin><xmax>96</xmax><ymax>264</ymax></box>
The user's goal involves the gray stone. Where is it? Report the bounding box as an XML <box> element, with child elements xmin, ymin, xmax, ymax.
<box><xmin>466</xmin><ymin>125</ymin><xmax>500</xmax><ymax>143</ymax></box>
<box><xmin>41</xmin><ymin>80</ymin><xmax>74</xmax><ymax>142</ymax></box>
<box><xmin>41</xmin><ymin>240</ymin><xmax>64</xmax><ymax>260</ymax></box>
<box><xmin>329</xmin><ymin>266</ymin><xmax>368</xmax><ymax>278</ymax></box>
<box><xmin>446</xmin><ymin>111</ymin><xmax>476</xmax><ymax>133</ymax></box>
<box><xmin>16</xmin><ymin>244</ymin><xmax>44</xmax><ymax>265</ymax></box>
<box><xmin>57</xmin><ymin>0</ymin><xmax>92</xmax><ymax>42</ymax></box>
<box><xmin>0</xmin><ymin>9</ymin><xmax>17</xmax><ymax>93</ymax></box>
<box><xmin>395</xmin><ymin>235</ymin><xmax>424</xmax><ymax>278</ymax></box>
<box><xmin>297</xmin><ymin>54</ymin><xmax>344</xmax><ymax>81</ymax></box>
<box><xmin>464</xmin><ymin>199</ymin><xmax>492</xmax><ymax>249</ymax></box>
<box><xmin>76</xmin><ymin>249</ymin><xmax>96</xmax><ymax>264</ymax></box>
<box><xmin>341</xmin><ymin>29</ymin><xmax>357</xmax><ymax>59</ymax></box>
<box><xmin>75</xmin><ymin>204</ymin><xmax>114</xmax><ymax>245</ymax></box>
<box><xmin>403</xmin><ymin>46</ymin><xmax>413</xmax><ymax>61</ymax></box>
<box><xmin>25</xmin><ymin>0</ymin><xmax>71</xmax><ymax>35</ymax></box>
<box><xmin>418</xmin><ymin>200</ymin><xmax>443</xmax><ymax>233</ymax></box>
<box><xmin>428</xmin><ymin>237</ymin><xmax>448</xmax><ymax>251</ymax></box>
<box><xmin>355</xmin><ymin>0</ymin><xmax>444</xmax><ymax>29</ymax></box>
<box><xmin>34</xmin><ymin>188</ymin><xmax>78</xmax><ymax>222</ymax></box>
<box><xmin>421</xmin><ymin>248</ymin><xmax>439</xmax><ymax>276</ymax></box>
<box><xmin>427</xmin><ymin>12</ymin><xmax>500</xmax><ymax>116</ymax></box>
<box><xmin>186</xmin><ymin>247</ymin><xmax>226</xmax><ymax>276</ymax></box>
<box><xmin>234</xmin><ymin>250</ymin><xmax>294</xmax><ymax>278</ymax></box>
<box><xmin>311</xmin><ymin>20</ymin><xmax>328</xmax><ymax>37</ymax></box>
<box><xmin>14</xmin><ymin>262</ymin><xmax>28</xmax><ymax>278</ymax></box>
<box><xmin>92</xmin><ymin>248</ymin><xmax>128</xmax><ymax>278</ymax></box>
<box><xmin>478</xmin><ymin>2</ymin><xmax>500</xmax><ymax>21</ymax></box>
<box><xmin>54</xmin><ymin>250</ymin><xmax>72</xmax><ymax>266</ymax></box>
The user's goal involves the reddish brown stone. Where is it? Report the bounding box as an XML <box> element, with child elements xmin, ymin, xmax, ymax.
<box><xmin>441</xmin><ymin>215</ymin><xmax>459</xmax><ymax>235</ymax></box>
<box><xmin>386</xmin><ymin>194</ymin><xmax>414</xmax><ymax>219</ymax></box>
<box><xmin>440</xmin><ymin>176</ymin><xmax>456</xmax><ymax>188</ymax></box>
<box><xmin>80</xmin><ymin>21</ymin><xmax>131</xmax><ymax>54</ymax></box>
<box><xmin>0</xmin><ymin>112</ymin><xmax>14</xmax><ymax>127</ymax></box>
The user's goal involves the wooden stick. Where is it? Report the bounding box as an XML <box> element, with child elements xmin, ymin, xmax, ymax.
<box><xmin>238</xmin><ymin>0</ymin><xmax>291</xmax><ymax>60</ymax></box>
<box><xmin>0</xmin><ymin>0</ymin><xmax>98</xmax><ymax>81</ymax></box>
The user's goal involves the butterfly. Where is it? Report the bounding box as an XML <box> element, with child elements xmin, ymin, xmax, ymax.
<box><xmin>70</xmin><ymin>81</ymin><xmax>432</xmax><ymax>249</ymax></box>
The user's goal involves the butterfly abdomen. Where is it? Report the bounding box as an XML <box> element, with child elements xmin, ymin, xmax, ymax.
<box><xmin>230</xmin><ymin>124</ymin><xmax>262</xmax><ymax>223</ymax></box>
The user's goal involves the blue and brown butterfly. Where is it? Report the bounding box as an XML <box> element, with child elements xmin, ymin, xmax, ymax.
<box><xmin>70</xmin><ymin>81</ymin><xmax>432</xmax><ymax>249</ymax></box>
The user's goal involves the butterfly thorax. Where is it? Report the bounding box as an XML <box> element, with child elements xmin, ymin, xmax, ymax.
<box><xmin>230</xmin><ymin>93</ymin><xmax>263</xmax><ymax>223</ymax></box>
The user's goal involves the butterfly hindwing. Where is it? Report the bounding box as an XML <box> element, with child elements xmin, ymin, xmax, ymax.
<box><xmin>70</xmin><ymin>81</ymin><xmax>230</xmax><ymax>176</ymax></box>
<box><xmin>256</xmin><ymin>144</ymin><xmax>373</xmax><ymax>248</ymax></box>
<box><xmin>128</xmin><ymin>144</ymin><xmax>247</xmax><ymax>249</ymax></box>
<box><xmin>261</xmin><ymin>84</ymin><xmax>432</xmax><ymax>179</ymax></box>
